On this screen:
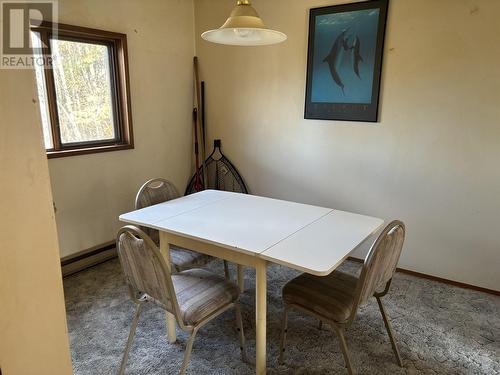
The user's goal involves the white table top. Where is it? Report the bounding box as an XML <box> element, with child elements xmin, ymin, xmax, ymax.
<box><xmin>119</xmin><ymin>190</ymin><xmax>383</xmax><ymax>274</ymax></box>
<box><xmin>259</xmin><ymin>210</ymin><xmax>383</xmax><ymax>276</ymax></box>
<box><xmin>120</xmin><ymin>189</ymin><xmax>232</xmax><ymax>227</ymax></box>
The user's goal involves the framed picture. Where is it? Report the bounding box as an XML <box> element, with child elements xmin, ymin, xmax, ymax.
<box><xmin>304</xmin><ymin>0</ymin><xmax>389</xmax><ymax>122</ymax></box>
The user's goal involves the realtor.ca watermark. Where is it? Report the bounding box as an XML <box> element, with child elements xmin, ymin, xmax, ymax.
<box><xmin>1</xmin><ymin>0</ymin><xmax>57</xmax><ymax>69</ymax></box>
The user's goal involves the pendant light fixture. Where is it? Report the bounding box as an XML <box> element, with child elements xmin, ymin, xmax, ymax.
<box><xmin>201</xmin><ymin>0</ymin><xmax>287</xmax><ymax>46</ymax></box>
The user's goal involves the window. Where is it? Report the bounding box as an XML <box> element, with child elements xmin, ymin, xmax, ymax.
<box><xmin>31</xmin><ymin>22</ymin><xmax>133</xmax><ymax>158</ymax></box>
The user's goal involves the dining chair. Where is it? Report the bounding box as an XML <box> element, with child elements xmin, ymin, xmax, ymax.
<box><xmin>117</xmin><ymin>225</ymin><xmax>247</xmax><ymax>375</ymax></box>
<box><xmin>135</xmin><ymin>178</ymin><xmax>212</xmax><ymax>272</ymax></box>
<box><xmin>278</xmin><ymin>220</ymin><xmax>406</xmax><ymax>374</ymax></box>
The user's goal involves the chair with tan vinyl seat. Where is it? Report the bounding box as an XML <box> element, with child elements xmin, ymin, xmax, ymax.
<box><xmin>278</xmin><ymin>220</ymin><xmax>406</xmax><ymax>374</ymax></box>
<box><xmin>117</xmin><ymin>225</ymin><xmax>247</xmax><ymax>375</ymax></box>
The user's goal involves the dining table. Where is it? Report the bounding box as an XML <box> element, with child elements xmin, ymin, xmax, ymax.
<box><xmin>119</xmin><ymin>190</ymin><xmax>383</xmax><ymax>374</ymax></box>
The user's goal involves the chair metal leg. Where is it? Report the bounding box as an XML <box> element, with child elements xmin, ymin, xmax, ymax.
<box><xmin>223</xmin><ymin>260</ymin><xmax>230</xmax><ymax>280</ymax></box>
<box><xmin>333</xmin><ymin>326</ymin><xmax>354</xmax><ymax>375</ymax></box>
<box><xmin>235</xmin><ymin>303</ymin><xmax>248</xmax><ymax>362</ymax></box>
<box><xmin>278</xmin><ymin>307</ymin><xmax>289</xmax><ymax>365</ymax></box>
<box><xmin>119</xmin><ymin>304</ymin><xmax>143</xmax><ymax>375</ymax></box>
<box><xmin>376</xmin><ymin>296</ymin><xmax>403</xmax><ymax>367</ymax></box>
<box><xmin>180</xmin><ymin>328</ymin><xmax>199</xmax><ymax>375</ymax></box>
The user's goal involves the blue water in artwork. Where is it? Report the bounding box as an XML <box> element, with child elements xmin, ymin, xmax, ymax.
<box><xmin>311</xmin><ymin>9</ymin><xmax>380</xmax><ymax>103</ymax></box>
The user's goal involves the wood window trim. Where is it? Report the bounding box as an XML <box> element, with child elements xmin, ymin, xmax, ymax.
<box><xmin>32</xmin><ymin>21</ymin><xmax>134</xmax><ymax>158</ymax></box>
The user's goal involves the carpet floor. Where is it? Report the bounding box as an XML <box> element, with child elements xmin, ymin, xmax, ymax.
<box><xmin>64</xmin><ymin>258</ymin><xmax>499</xmax><ymax>374</ymax></box>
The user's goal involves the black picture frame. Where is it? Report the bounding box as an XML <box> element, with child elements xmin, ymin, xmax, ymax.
<box><xmin>304</xmin><ymin>0</ymin><xmax>389</xmax><ymax>122</ymax></box>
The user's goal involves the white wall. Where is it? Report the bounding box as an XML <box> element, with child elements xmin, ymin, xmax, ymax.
<box><xmin>49</xmin><ymin>0</ymin><xmax>195</xmax><ymax>257</ymax></box>
<box><xmin>0</xmin><ymin>70</ymin><xmax>72</xmax><ymax>374</ymax></box>
<box><xmin>194</xmin><ymin>0</ymin><xmax>500</xmax><ymax>290</ymax></box>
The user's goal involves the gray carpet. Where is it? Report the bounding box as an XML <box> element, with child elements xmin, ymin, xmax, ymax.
<box><xmin>64</xmin><ymin>258</ymin><xmax>500</xmax><ymax>374</ymax></box>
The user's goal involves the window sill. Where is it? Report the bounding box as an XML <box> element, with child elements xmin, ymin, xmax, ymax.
<box><xmin>47</xmin><ymin>143</ymin><xmax>134</xmax><ymax>159</ymax></box>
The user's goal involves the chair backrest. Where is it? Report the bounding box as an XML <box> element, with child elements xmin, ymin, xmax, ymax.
<box><xmin>135</xmin><ymin>178</ymin><xmax>179</xmax><ymax>244</ymax></box>
<box><xmin>116</xmin><ymin>225</ymin><xmax>181</xmax><ymax>319</ymax></box>
<box><xmin>353</xmin><ymin>220</ymin><xmax>405</xmax><ymax>311</ymax></box>
<box><xmin>135</xmin><ymin>178</ymin><xmax>179</xmax><ymax>209</ymax></box>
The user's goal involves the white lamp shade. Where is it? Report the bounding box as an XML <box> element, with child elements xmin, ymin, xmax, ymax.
<box><xmin>201</xmin><ymin>1</ymin><xmax>287</xmax><ymax>46</ymax></box>
<box><xmin>201</xmin><ymin>28</ymin><xmax>287</xmax><ymax>46</ymax></box>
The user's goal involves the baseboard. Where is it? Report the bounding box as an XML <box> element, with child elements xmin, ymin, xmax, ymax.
<box><xmin>60</xmin><ymin>245</ymin><xmax>498</xmax><ymax>296</ymax></box>
<box><xmin>61</xmin><ymin>241</ymin><xmax>117</xmax><ymax>277</ymax></box>
<box><xmin>347</xmin><ymin>256</ymin><xmax>499</xmax><ymax>296</ymax></box>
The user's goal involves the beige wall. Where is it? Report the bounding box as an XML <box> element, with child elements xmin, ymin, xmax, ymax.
<box><xmin>50</xmin><ymin>0</ymin><xmax>195</xmax><ymax>257</ymax></box>
<box><xmin>194</xmin><ymin>0</ymin><xmax>500</xmax><ymax>290</ymax></box>
<box><xmin>0</xmin><ymin>71</ymin><xmax>72</xmax><ymax>373</ymax></box>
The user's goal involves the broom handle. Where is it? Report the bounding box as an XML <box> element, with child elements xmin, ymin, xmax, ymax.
<box><xmin>201</xmin><ymin>81</ymin><xmax>206</xmax><ymax>155</ymax></box>
<box><xmin>192</xmin><ymin>108</ymin><xmax>203</xmax><ymax>191</ymax></box>
<box><xmin>193</xmin><ymin>57</ymin><xmax>208</xmax><ymax>186</ymax></box>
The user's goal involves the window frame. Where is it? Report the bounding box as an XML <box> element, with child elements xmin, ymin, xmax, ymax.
<box><xmin>32</xmin><ymin>22</ymin><xmax>134</xmax><ymax>158</ymax></box>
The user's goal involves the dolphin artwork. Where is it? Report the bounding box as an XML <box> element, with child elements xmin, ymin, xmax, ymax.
<box><xmin>351</xmin><ymin>36</ymin><xmax>364</xmax><ymax>79</ymax></box>
<box><xmin>323</xmin><ymin>29</ymin><xmax>349</xmax><ymax>95</ymax></box>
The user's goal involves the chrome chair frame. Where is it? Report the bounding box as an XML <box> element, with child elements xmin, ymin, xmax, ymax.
<box><xmin>279</xmin><ymin>220</ymin><xmax>406</xmax><ymax>374</ymax></box>
<box><xmin>117</xmin><ymin>225</ymin><xmax>247</xmax><ymax>375</ymax></box>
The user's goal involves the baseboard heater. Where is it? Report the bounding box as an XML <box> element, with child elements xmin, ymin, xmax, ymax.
<box><xmin>61</xmin><ymin>241</ymin><xmax>117</xmax><ymax>277</ymax></box>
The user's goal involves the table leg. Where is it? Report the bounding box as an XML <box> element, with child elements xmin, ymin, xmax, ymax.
<box><xmin>166</xmin><ymin>313</ymin><xmax>176</xmax><ymax>343</ymax></box>
<box><xmin>255</xmin><ymin>259</ymin><xmax>267</xmax><ymax>374</ymax></box>
<box><xmin>159</xmin><ymin>231</ymin><xmax>177</xmax><ymax>343</ymax></box>
<box><xmin>237</xmin><ymin>264</ymin><xmax>245</xmax><ymax>292</ymax></box>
